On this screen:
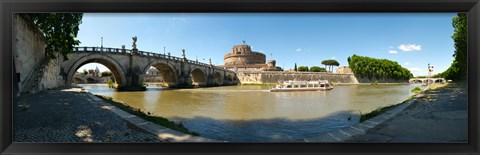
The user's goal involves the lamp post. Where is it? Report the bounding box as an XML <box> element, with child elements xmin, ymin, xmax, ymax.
<box><xmin>427</xmin><ymin>63</ymin><xmax>434</xmax><ymax>86</ymax></box>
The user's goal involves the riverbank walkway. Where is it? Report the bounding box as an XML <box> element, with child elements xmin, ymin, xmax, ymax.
<box><xmin>346</xmin><ymin>83</ymin><xmax>467</xmax><ymax>142</ymax></box>
<box><xmin>14</xmin><ymin>86</ymin><xmax>162</xmax><ymax>142</ymax></box>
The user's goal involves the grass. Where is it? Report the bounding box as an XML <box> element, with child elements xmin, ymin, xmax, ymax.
<box><xmin>359</xmin><ymin>103</ymin><xmax>401</xmax><ymax>122</ymax></box>
<box><xmin>360</xmin><ymin>87</ymin><xmax>424</xmax><ymax>122</ymax></box>
<box><xmin>94</xmin><ymin>95</ymin><xmax>200</xmax><ymax>136</ymax></box>
<box><xmin>411</xmin><ymin>86</ymin><xmax>422</xmax><ymax>93</ymax></box>
<box><xmin>426</xmin><ymin>83</ymin><xmax>449</xmax><ymax>90</ymax></box>
<box><xmin>359</xmin><ymin>83</ymin><xmax>451</xmax><ymax>122</ymax></box>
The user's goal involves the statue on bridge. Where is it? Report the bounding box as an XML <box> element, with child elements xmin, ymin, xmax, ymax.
<box><xmin>132</xmin><ymin>36</ymin><xmax>137</xmax><ymax>50</ymax></box>
<box><xmin>182</xmin><ymin>49</ymin><xmax>185</xmax><ymax>58</ymax></box>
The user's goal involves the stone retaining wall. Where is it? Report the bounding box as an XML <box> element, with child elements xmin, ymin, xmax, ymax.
<box><xmin>236</xmin><ymin>71</ymin><xmax>360</xmax><ymax>84</ymax></box>
<box><xmin>13</xmin><ymin>14</ymin><xmax>65</xmax><ymax>94</ymax></box>
<box><xmin>38</xmin><ymin>55</ymin><xmax>65</xmax><ymax>90</ymax></box>
<box><xmin>14</xmin><ymin>14</ymin><xmax>47</xmax><ymax>93</ymax></box>
<box><xmin>143</xmin><ymin>75</ymin><xmax>164</xmax><ymax>82</ymax></box>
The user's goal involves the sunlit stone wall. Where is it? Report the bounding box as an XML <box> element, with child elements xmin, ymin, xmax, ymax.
<box><xmin>236</xmin><ymin>71</ymin><xmax>360</xmax><ymax>84</ymax></box>
<box><xmin>14</xmin><ymin>14</ymin><xmax>64</xmax><ymax>95</ymax></box>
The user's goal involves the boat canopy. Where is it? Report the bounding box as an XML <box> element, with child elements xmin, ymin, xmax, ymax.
<box><xmin>282</xmin><ymin>80</ymin><xmax>329</xmax><ymax>85</ymax></box>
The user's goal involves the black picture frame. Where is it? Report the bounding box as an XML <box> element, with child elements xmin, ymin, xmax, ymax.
<box><xmin>1</xmin><ymin>0</ymin><xmax>479</xmax><ymax>154</ymax></box>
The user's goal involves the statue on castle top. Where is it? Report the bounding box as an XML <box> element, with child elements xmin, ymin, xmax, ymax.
<box><xmin>132</xmin><ymin>36</ymin><xmax>137</xmax><ymax>49</ymax></box>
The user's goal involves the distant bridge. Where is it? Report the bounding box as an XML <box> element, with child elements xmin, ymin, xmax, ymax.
<box><xmin>409</xmin><ymin>78</ymin><xmax>446</xmax><ymax>84</ymax></box>
<box><xmin>61</xmin><ymin>47</ymin><xmax>239</xmax><ymax>90</ymax></box>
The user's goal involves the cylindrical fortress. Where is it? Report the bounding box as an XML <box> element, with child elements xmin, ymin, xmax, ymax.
<box><xmin>224</xmin><ymin>44</ymin><xmax>266</xmax><ymax>65</ymax></box>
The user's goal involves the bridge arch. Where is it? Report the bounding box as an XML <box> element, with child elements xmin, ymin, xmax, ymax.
<box><xmin>214</xmin><ymin>71</ymin><xmax>223</xmax><ymax>85</ymax></box>
<box><xmin>190</xmin><ymin>68</ymin><xmax>207</xmax><ymax>87</ymax></box>
<box><xmin>64</xmin><ymin>54</ymin><xmax>127</xmax><ymax>88</ymax></box>
<box><xmin>227</xmin><ymin>74</ymin><xmax>233</xmax><ymax>83</ymax></box>
<box><xmin>143</xmin><ymin>60</ymin><xmax>178</xmax><ymax>87</ymax></box>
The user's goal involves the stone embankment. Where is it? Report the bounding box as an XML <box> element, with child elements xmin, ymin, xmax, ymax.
<box><xmin>236</xmin><ymin>71</ymin><xmax>359</xmax><ymax>84</ymax></box>
<box><xmin>347</xmin><ymin>83</ymin><xmax>467</xmax><ymax>142</ymax></box>
<box><xmin>306</xmin><ymin>83</ymin><xmax>467</xmax><ymax>142</ymax></box>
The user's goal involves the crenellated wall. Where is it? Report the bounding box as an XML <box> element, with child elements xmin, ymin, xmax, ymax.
<box><xmin>236</xmin><ymin>71</ymin><xmax>360</xmax><ymax>84</ymax></box>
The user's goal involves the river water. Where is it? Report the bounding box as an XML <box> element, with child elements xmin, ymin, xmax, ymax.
<box><xmin>79</xmin><ymin>83</ymin><xmax>420</xmax><ymax>142</ymax></box>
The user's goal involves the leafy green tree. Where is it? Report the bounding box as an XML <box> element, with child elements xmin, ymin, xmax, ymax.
<box><xmin>297</xmin><ymin>66</ymin><xmax>309</xmax><ymax>72</ymax></box>
<box><xmin>275</xmin><ymin>67</ymin><xmax>283</xmax><ymax>71</ymax></box>
<box><xmin>434</xmin><ymin>13</ymin><xmax>467</xmax><ymax>80</ymax></box>
<box><xmin>347</xmin><ymin>54</ymin><xmax>413</xmax><ymax>81</ymax></box>
<box><xmin>101</xmin><ymin>71</ymin><xmax>112</xmax><ymax>77</ymax></box>
<box><xmin>310</xmin><ymin>66</ymin><xmax>326</xmax><ymax>72</ymax></box>
<box><xmin>294</xmin><ymin>63</ymin><xmax>298</xmax><ymax>71</ymax></box>
<box><xmin>83</xmin><ymin>69</ymin><xmax>88</xmax><ymax>75</ymax></box>
<box><xmin>24</xmin><ymin>13</ymin><xmax>83</xmax><ymax>61</ymax></box>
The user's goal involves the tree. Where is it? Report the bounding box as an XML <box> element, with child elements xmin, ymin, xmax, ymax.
<box><xmin>83</xmin><ymin>69</ymin><xmax>88</xmax><ymax>75</ymax></box>
<box><xmin>101</xmin><ymin>71</ymin><xmax>112</xmax><ymax>77</ymax></box>
<box><xmin>294</xmin><ymin>63</ymin><xmax>298</xmax><ymax>71</ymax></box>
<box><xmin>24</xmin><ymin>13</ymin><xmax>83</xmax><ymax>61</ymax></box>
<box><xmin>321</xmin><ymin>59</ymin><xmax>340</xmax><ymax>73</ymax></box>
<box><xmin>434</xmin><ymin>13</ymin><xmax>467</xmax><ymax>80</ymax></box>
<box><xmin>275</xmin><ymin>67</ymin><xmax>284</xmax><ymax>71</ymax></box>
<box><xmin>347</xmin><ymin>54</ymin><xmax>413</xmax><ymax>81</ymax></box>
<box><xmin>310</xmin><ymin>66</ymin><xmax>326</xmax><ymax>72</ymax></box>
<box><xmin>297</xmin><ymin>66</ymin><xmax>309</xmax><ymax>72</ymax></box>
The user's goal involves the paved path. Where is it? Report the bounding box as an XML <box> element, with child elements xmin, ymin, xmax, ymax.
<box><xmin>14</xmin><ymin>87</ymin><xmax>162</xmax><ymax>142</ymax></box>
<box><xmin>346</xmin><ymin>83</ymin><xmax>468</xmax><ymax>142</ymax></box>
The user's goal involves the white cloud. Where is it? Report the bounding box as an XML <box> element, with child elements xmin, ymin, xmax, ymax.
<box><xmin>331</xmin><ymin>57</ymin><xmax>336</xmax><ymax>59</ymax></box>
<box><xmin>404</xmin><ymin>62</ymin><xmax>410</xmax><ymax>66</ymax></box>
<box><xmin>388</xmin><ymin>50</ymin><xmax>398</xmax><ymax>54</ymax></box>
<box><xmin>408</xmin><ymin>68</ymin><xmax>422</xmax><ymax>72</ymax></box>
<box><xmin>398</xmin><ymin>44</ymin><xmax>422</xmax><ymax>52</ymax></box>
<box><xmin>296</xmin><ymin>48</ymin><xmax>302</xmax><ymax>52</ymax></box>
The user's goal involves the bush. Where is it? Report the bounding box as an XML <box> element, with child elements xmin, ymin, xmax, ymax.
<box><xmin>107</xmin><ymin>79</ymin><xmax>114</xmax><ymax>88</ymax></box>
<box><xmin>297</xmin><ymin>66</ymin><xmax>309</xmax><ymax>72</ymax></box>
<box><xmin>411</xmin><ymin>86</ymin><xmax>422</xmax><ymax>93</ymax></box>
<box><xmin>101</xmin><ymin>71</ymin><xmax>112</xmax><ymax>76</ymax></box>
<box><xmin>310</xmin><ymin>66</ymin><xmax>326</xmax><ymax>72</ymax></box>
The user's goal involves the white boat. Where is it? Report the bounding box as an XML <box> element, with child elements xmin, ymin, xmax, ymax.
<box><xmin>270</xmin><ymin>80</ymin><xmax>334</xmax><ymax>92</ymax></box>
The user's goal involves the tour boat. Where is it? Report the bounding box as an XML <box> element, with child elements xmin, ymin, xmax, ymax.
<box><xmin>270</xmin><ymin>80</ymin><xmax>334</xmax><ymax>92</ymax></box>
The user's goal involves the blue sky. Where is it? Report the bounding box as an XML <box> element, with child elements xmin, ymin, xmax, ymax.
<box><xmin>76</xmin><ymin>13</ymin><xmax>457</xmax><ymax>76</ymax></box>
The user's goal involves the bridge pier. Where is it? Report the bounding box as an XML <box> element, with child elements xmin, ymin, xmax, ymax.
<box><xmin>118</xmin><ymin>48</ymin><xmax>147</xmax><ymax>91</ymax></box>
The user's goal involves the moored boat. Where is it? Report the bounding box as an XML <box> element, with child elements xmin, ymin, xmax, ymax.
<box><xmin>270</xmin><ymin>80</ymin><xmax>333</xmax><ymax>92</ymax></box>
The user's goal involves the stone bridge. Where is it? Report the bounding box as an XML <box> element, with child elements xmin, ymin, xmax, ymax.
<box><xmin>61</xmin><ymin>47</ymin><xmax>239</xmax><ymax>90</ymax></box>
<box><xmin>409</xmin><ymin>78</ymin><xmax>446</xmax><ymax>84</ymax></box>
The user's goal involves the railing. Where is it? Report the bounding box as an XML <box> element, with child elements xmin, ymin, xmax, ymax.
<box><xmin>72</xmin><ymin>46</ymin><xmax>217</xmax><ymax>68</ymax></box>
